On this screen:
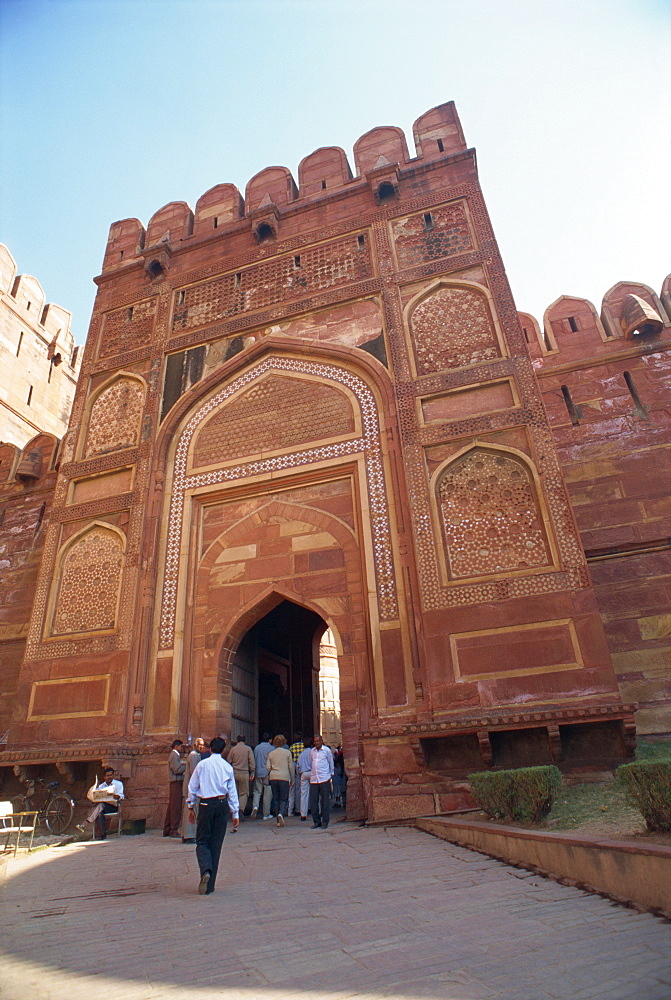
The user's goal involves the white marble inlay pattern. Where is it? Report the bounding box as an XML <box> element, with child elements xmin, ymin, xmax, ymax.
<box><xmin>159</xmin><ymin>357</ymin><xmax>398</xmax><ymax>648</ymax></box>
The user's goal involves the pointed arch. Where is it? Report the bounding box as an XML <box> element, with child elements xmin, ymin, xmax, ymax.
<box><xmin>405</xmin><ymin>278</ymin><xmax>506</xmax><ymax>376</ymax></box>
<box><xmin>80</xmin><ymin>371</ymin><xmax>147</xmax><ymax>459</ymax></box>
<box><xmin>47</xmin><ymin>521</ymin><xmax>126</xmax><ymax>637</ymax></box>
<box><xmin>156</xmin><ymin>343</ymin><xmax>399</xmax><ymax>652</ymax></box>
<box><xmin>430</xmin><ymin>442</ymin><xmax>555</xmax><ymax>584</ymax></box>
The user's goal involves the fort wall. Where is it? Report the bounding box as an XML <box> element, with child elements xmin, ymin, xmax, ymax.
<box><xmin>0</xmin><ymin>102</ymin><xmax>653</xmax><ymax>825</ymax></box>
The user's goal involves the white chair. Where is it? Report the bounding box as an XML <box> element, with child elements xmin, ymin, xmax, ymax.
<box><xmin>0</xmin><ymin>801</ymin><xmax>38</xmax><ymax>856</ymax></box>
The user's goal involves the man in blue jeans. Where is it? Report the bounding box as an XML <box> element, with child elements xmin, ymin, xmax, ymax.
<box><xmin>187</xmin><ymin>737</ymin><xmax>239</xmax><ymax>895</ymax></box>
<box><xmin>308</xmin><ymin>734</ymin><xmax>334</xmax><ymax>830</ymax></box>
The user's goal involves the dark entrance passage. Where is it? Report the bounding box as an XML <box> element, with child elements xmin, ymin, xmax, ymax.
<box><xmin>231</xmin><ymin>601</ymin><xmax>326</xmax><ymax>744</ymax></box>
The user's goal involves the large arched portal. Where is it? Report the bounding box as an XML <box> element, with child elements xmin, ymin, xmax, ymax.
<box><xmin>230</xmin><ymin>599</ymin><xmax>334</xmax><ymax>746</ymax></box>
<box><xmin>148</xmin><ymin>343</ymin><xmax>415</xmax><ymax>821</ymax></box>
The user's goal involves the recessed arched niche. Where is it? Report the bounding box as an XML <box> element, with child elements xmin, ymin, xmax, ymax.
<box><xmin>435</xmin><ymin>446</ymin><xmax>552</xmax><ymax>581</ymax></box>
<box><xmin>409</xmin><ymin>282</ymin><xmax>502</xmax><ymax>375</ymax></box>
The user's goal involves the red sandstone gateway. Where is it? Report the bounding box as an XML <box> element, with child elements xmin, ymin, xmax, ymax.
<box><xmin>1</xmin><ymin>101</ymin><xmax>668</xmax><ymax>827</ymax></box>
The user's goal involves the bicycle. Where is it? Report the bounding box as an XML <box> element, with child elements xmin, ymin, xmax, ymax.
<box><xmin>10</xmin><ymin>777</ymin><xmax>75</xmax><ymax>835</ymax></box>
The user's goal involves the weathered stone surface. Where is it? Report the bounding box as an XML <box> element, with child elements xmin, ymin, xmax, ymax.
<box><xmin>1</xmin><ymin>101</ymin><xmax>653</xmax><ymax>824</ymax></box>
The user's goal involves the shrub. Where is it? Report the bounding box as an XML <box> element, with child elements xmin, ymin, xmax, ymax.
<box><xmin>617</xmin><ymin>760</ymin><xmax>671</xmax><ymax>832</ymax></box>
<box><xmin>468</xmin><ymin>765</ymin><xmax>563</xmax><ymax>823</ymax></box>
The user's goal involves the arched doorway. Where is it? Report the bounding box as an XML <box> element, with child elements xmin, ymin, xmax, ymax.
<box><xmin>230</xmin><ymin>600</ymin><xmax>341</xmax><ymax>746</ymax></box>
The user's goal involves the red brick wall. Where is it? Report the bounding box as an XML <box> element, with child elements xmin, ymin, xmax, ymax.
<box><xmin>531</xmin><ymin>284</ymin><xmax>671</xmax><ymax>733</ymax></box>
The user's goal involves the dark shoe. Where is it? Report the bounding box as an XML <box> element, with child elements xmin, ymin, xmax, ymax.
<box><xmin>198</xmin><ymin>871</ymin><xmax>211</xmax><ymax>895</ymax></box>
<box><xmin>322</xmin><ymin>824</ymin><xmax>329</xmax><ymax>829</ymax></box>
<box><xmin>182</xmin><ymin>838</ymin><xmax>195</xmax><ymax>844</ymax></box>
<box><xmin>311</xmin><ymin>822</ymin><xmax>322</xmax><ymax>828</ymax></box>
<box><xmin>300</xmin><ymin>816</ymin><xmax>307</xmax><ymax>821</ymax></box>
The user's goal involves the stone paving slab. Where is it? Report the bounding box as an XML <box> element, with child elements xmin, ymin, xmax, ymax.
<box><xmin>0</xmin><ymin>819</ymin><xmax>670</xmax><ymax>1000</ymax></box>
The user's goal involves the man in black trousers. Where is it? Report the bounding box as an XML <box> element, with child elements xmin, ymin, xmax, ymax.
<box><xmin>186</xmin><ymin>736</ymin><xmax>239</xmax><ymax>895</ymax></box>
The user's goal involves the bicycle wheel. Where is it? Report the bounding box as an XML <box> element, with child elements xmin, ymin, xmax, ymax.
<box><xmin>45</xmin><ymin>792</ymin><xmax>74</xmax><ymax>834</ymax></box>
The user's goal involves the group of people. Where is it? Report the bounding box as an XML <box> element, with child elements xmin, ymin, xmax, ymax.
<box><xmin>164</xmin><ymin>732</ymin><xmax>346</xmax><ymax>894</ymax></box>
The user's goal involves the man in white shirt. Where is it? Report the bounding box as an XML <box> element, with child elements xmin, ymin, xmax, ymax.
<box><xmin>187</xmin><ymin>736</ymin><xmax>239</xmax><ymax>895</ymax></box>
<box><xmin>309</xmin><ymin>734</ymin><xmax>334</xmax><ymax>830</ymax></box>
<box><xmin>78</xmin><ymin>767</ymin><xmax>124</xmax><ymax>840</ymax></box>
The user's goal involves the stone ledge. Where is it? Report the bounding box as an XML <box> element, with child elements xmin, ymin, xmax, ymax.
<box><xmin>416</xmin><ymin>814</ymin><xmax>671</xmax><ymax>918</ymax></box>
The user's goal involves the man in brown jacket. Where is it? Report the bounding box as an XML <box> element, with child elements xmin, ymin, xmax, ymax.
<box><xmin>226</xmin><ymin>735</ymin><xmax>255</xmax><ymax>820</ymax></box>
<box><xmin>163</xmin><ymin>739</ymin><xmax>185</xmax><ymax>837</ymax></box>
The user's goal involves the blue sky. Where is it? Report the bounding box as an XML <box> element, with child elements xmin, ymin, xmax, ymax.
<box><xmin>1</xmin><ymin>0</ymin><xmax>669</xmax><ymax>343</ymax></box>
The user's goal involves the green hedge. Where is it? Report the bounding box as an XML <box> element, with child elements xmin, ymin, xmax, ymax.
<box><xmin>617</xmin><ymin>760</ymin><xmax>671</xmax><ymax>832</ymax></box>
<box><xmin>468</xmin><ymin>765</ymin><xmax>563</xmax><ymax>823</ymax></box>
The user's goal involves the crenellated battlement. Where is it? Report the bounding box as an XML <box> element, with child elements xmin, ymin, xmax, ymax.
<box><xmin>100</xmin><ymin>101</ymin><xmax>468</xmax><ymax>273</ymax></box>
<box><xmin>521</xmin><ymin>273</ymin><xmax>671</xmax><ymax>366</ymax></box>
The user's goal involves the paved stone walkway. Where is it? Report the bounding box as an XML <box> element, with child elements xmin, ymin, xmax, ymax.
<box><xmin>1</xmin><ymin>818</ymin><xmax>669</xmax><ymax>1000</ymax></box>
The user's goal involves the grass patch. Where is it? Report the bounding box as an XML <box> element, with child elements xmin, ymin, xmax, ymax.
<box><xmin>546</xmin><ymin>782</ymin><xmax>642</xmax><ymax>832</ymax></box>
<box><xmin>545</xmin><ymin>737</ymin><xmax>671</xmax><ymax>835</ymax></box>
<box><xmin>635</xmin><ymin>738</ymin><xmax>671</xmax><ymax>762</ymax></box>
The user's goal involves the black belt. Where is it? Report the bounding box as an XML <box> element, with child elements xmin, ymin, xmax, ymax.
<box><xmin>201</xmin><ymin>795</ymin><xmax>227</xmax><ymax>801</ymax></box>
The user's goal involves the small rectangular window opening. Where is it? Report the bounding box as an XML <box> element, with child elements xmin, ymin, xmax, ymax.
<box><xmin>26</xmin><ymin>301</ymin><xmax>31</xmax><ymax>311</ymax></box>
<box><xmin>357</xmin><ymin>234</ymin><xmax>365</xmax><ymax>249</ymax></box>
<box><xmin>561</xmin><ymin>385</ymin><xmax>581</xmax><ymax>425</ymax></box>
<box><xmin>423</xmin><ymin>212</ymin><xmax>434</xmax><ymax>231</ymax></box>
<box><xmin>126</xmin><ymin>306</ymin><xmax>134</xmax><ymax>321</ymax></box>
<box><xmin>118</xmin><ymin>250</ymin><xmax>124</xmax><ymax>261</ymax></box>
<box><xmin>213</xmin><ymin>217</ymin><xmax>218</xmax><ymax>229</ymax></box>
<box><xmin>293</xmin><ymin>255</ymin><xmax>301</xmax><ymax>269</ymax></box>
<box><xmin>10</xmin><ymin>276</ymin><xmax>20</xmax><ymax>298</ymax></box>
<box><xmin>40</xmin><ymin>305</ymin><xmax>49</xmax><ymax>325</ymax></box>
<box><xmin>543</xmin><ymin>331</ymin><xmax>553</xmax><ymax>352</ymax></box>
<box><xmin>321</xmin><ymin>179</ymin><xmax>327</xmax><ymax>190</ymax></box>
<box><xmin>27</xmin><ymin>385</ymin><xmax>33</xmax><ymax>406</ymax></box>
<box><xmin>234</xmin><ymin>272</ymin><xmax>241</xmax><ymax>288</ymax></box>
<box><xmin>437</xmin><ymin>138</ymin><xmax>444</xmax><ymax>152</ymax></box>
<box><xmin>522</xmin><ymin>327</ymin><xmax>531</xmax><ymax>343</ymax></box>
<box><xmin>623</xmin><ymin>370</ymin><xmax>648</xmax><ymax>418</ymax></box>
<box><xmin>71</xmin><ymin>346</ymin><xmax>79</xmax><ymax>367</ymax></box>
<box><xmin>568</xmin><ymin>316</ymin><xmax>579</xmax><ymax>333</ymax></box>
<box><xmin>16</xmin><ymin>332</ymin><xmax>23</xmax><ymax>357</ymax></box>
<box><xmin>177</xmin><ymin>290</ymin><xmax>185</xmax><ymax>306</ymax></box>
<box><xmin>47</xmin><ymin>360</ymin><xmax>53</xmax><ymax>383</ymax></box>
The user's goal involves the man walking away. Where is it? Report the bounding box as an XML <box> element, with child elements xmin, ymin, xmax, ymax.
<box><xmin>187</xmin><ymin>736</ymin><xmax>239</xmax><ymax>895</ymax></box>
<box><xmin>309</xmin><ymin>734</ymin><xmax>334</xmax><ymax>830</ymax></box>
<box><xmin>251</xmin><ymin>733</ymin><xmax>273</xmax><ymax>820</ymax></box>
<box><xmin>163</xmin><ymin>739</ymin><xmax>185</xmax><ymax>837</ymax></box>
<box><xmin>226</xmin><ymin>734</ymin><xmax>255</xmax><ymax>823</ymax></box>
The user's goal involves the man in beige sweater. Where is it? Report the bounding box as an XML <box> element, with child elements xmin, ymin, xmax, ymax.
<box><xmin>226</xmin><ymin>735</ymin><xmax>255</xmax><ymax>820</ymax></box>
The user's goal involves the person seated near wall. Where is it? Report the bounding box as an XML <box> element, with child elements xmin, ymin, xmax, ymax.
<box><xmin>78</xmin><ymin>767</ymin><xmax>125</xmax><ymax>840</ymax></box>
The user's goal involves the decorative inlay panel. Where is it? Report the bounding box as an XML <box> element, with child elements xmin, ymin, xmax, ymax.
<box><xmin>192</xmin><ymin>375</ymin><xmax>355</xmax><ymax>468</ymax></box>
<box><xmin>437</xmin><ymin>449</ymin><xmax>551</xmax><ymax>579</ymax></box>
<box><xmin>83</xmin><ymin>378</ymin><xmax>145</xmax><ymax>458</ymax></box>
<box><xmin>411</xmin><ymin>285</ymin><xmax>500</xmax><ymax>374</ymax></box>
<box><xmin>51</xmin><ymin>526</ymin><xmax>124</xmax><ymax>635</ymax></box>
<box><xmin>172</xmin><ymin>234</ymin><xmax>373</xmax><ymax>334</ymax></box>
<box><xmin>160</xmin><ymin>357</ymin><xmax>398</xmax><ymax>648</ymax></box>
<box><xmin>392</xmin><ymin>202</ymin><xmax>473</xmax><ymax>269</ymax></box>
<box><xmin>99</xmin><ymin>298</ymin><xmax>157</xmax><ymax>358</ymax></box>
